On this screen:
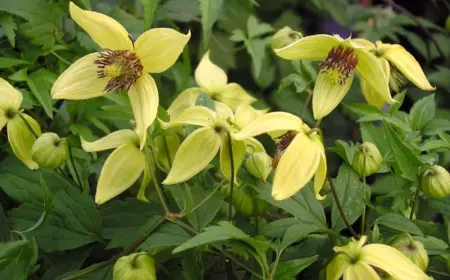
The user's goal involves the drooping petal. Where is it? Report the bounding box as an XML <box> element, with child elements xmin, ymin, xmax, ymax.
<box><xmin>355</xmin><ymin>49</ymin><xmax>395</xmax><ymax>106</ymax></box>
<box><xmin>360</xmin><ymin>57</ymin><xmax>391</xmax><ymax>108</ymax></box>
<box><xmin>162</xmin><ymin>127</ymin><xmax>221</xmax><ymax>185</ymax></box>
<box><xmin>312</xmin><ymin>71</ymin><xmax>354</xmax><ymax>120</ymax></box>
<box><xmin>51</xmin><ymin>53</ymin><xmax>109</xmax><ymax>100</ymax></box>
<box><xmin>7</xmin><ymin>113</ymin><xmax>41</xmax><ymax>170</ymax></box>
<box><xmin>310</xmin><ymin>133</ymin><xmax>327</xmax><ymax>200</ymax></box>
<box><xmin>69</xmin><ymin>2</ymin><xmax>132</xmax><ymax>50</ymax></box>
<box><xmin>351</xmin><ymin>38</ymin><xmax>375</xmax><ymax>50</ymax></box>
<box><xmin>95</xmin><ymin>143</ymin><xmax>145</xmax><ymax>204</ymax></box>
<box><xmin>195</xmin><ymin>51</ymin><xmax>228</xmax><ymax>93</ymax></box>
<box><xmin>233</xmin><ymin>112</ymin><xmax>305</xmax><ymax>140</ymax></box>
<box><xmin>137</xmin><ymin>158</ymin><xmax>152</xmax><ymax>203</ymax></box>
<box><xmin>81</xmin><ymin>129</ymin><xmax>139</xmax><ymax>152</ymax></box>
<box><xmin>167</xmin><ymin>87</ymin><xmax>203</xmax><ymax>119</ymax></box>
<box><xmin>234</xmin><ymin>104</ymin><xmax>265</xmax><ymax>129</ymax></box>
<box><xmin>344</xmin><ymin>262</ymin><xmax>381</xmax><ymax>280</ymax></box>
<box><xmin>380</xmin><ymin>43</ymin><xmax>434</xmax><ymax>91</ymax></box>
<box><xmin>217</xmin><ymin>83</ymin><xmax>256</xmax><ymax>110</ymax></box>
<box><xmin>361</xmin><ymin>244</ymin><xmax>430</xmax><ymax>280</ymax></box>
<box><xmin>128</xmin><ymin>74</ymin><xmax>159</xmax><ymax>149</ymax></box>
<box><xmin>215</xmin><ymin>101</ymin><xmax>234</xmax><ymax>121</ymax></box>
<box><xmin>272</xmin><ymin>133</ymin><xmax>321</xmax><ymax>200</ymax></box>
<box><xmin>161</xmin><ymin>106</ymin><xmax>217</xmax><ymax>129</ymax></box>
<box><xmin>0</xmin><ymin>109</ymin><xmax>7</xmax><ymax>131</ymax></box>
<box><xmin>135</xmin><ymin>28</ymin><xmax>191</xmax><ymax>73</ymax></box>
<box><xmin>220</xmin><ymin>134</ymin><xmax>246</xmax><ymax>182</ymax></box>
<box><xmin>326</xmin><ymin>254</ymin><xmax>352</xmax><ymax>280</ymax></box>
<box><xmin>0</xmin><ymin>78</ymin><xmax>22</xmax><ymax>111</ymax></box>
<box><xmin>274</xmin><ymin>34</ymin><xmax>340</xmax><ymax>61</ymax></box>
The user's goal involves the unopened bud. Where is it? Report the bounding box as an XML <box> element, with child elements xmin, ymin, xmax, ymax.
<box><xmin>220</xmin><ymin>183</ymin><xmax>268</xmax><ymax>217</ymax></box>
<box><xmin>154</xmin><ymin>133</ymin><xmax>180</xmax><ymax>173</ymax></box>
<box><xmin>31</xmin><ymin>133</ymin><xmax>68</xmax><ymax>169</ymax></box>
<box><xmin>245</xmin><ymin>152</ymin><xmax>272</xmax><ymax>182</ymax></box>
<box><xmin>352</xmin><ymin>142</ymin><xmax>382</xmax><ymax>177</ymax></box>
<box><xmin>271</xmin><ymin>27</ymin><xmax>303</xmax><ymax>49</ymax></box>
<box><xmin>113</xmin><ymin>253</ymin><xmax>156</xmax><ymax>280</ymax></box>
<box><xmin>420</xmin><ymin>165</ymin><xmax>450</xmax><ymax>199</ymax></box>
<box><xmin>391</xmin><ymin>234</ymin><xmax>429</xmax><ymax>271</ymax></box>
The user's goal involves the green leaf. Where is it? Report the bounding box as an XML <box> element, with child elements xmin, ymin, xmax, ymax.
<box><xmin>173</xmin><ymin>221</ymin><xmax>249</xmax><ymax>253</ymax></box>
<box><xmin>375</xmin><ymin>212</ymin><xmax>424</xmax><ymax>236</ymax></box>
<box><xmin>419</xmin><ymin>139</ymin><xmax>450</xmax><ymax>152</ymax></box>
<box><xmin>413</xmin><ymin>236</ymin><xmax>449</xmax><ymax>255</ymax></box>
<box><xmin>200</xmin><ymin>0</ymin><xmax>223</xmax><ymax>48</ymax></box>
<box><xmin>247</xmin><ymin>15</ymin><xmax>274</xmax><ymax>38</ymax></box>
<box><xmin>229</xmin><ymin>29</ymin><xmax>246</xmax><ymax>42</ymax></box>
<box><xmin>246</xmin><ymin>37</ymin><xmax>268</xmax><ymax>78</ymax></box>
<box><xmin>428</xmin><ymin>196</ymin><xmax>450</xmax><ymax>217</ymax></box>
<box><xmin>140</xmin><ymin>0</ymin><xmax>158</xmax><ymax>30</ymax></box>
<box><xmin>332</xmin><ymin>164</ymin><xmax>366</xmax><ymax>230</ymax></box>
<box><xmin>383</xmin><ymin>121</ymin><xmax>422</xmax><ymax>181</ymax></box>
<box><xmin>41</xmin><ymin>247</ymin><xmax>92</xmax><ymax>280</ymax></box>
<box><xmin>0</xmin><ymin>204</ymin><xmax>10</xmax><ymax>242</ymax></box>
<box><xmin>161</xmin><ymin>0</ymin><xmax>200</xmax><ymax>23</ymax></box>
<box><xmin>277</xmin><ymin>74</ymin><xmax>307</xmax><ymax>94</ymax></box>
<box><xmin>360</xmin><ymin>122</ymin><xmax>390</xmax><ymax>156</ymax></box>
<box><xmin>388</xmin><ymin>91</ymin><xmax>406</xmax><ymax>116</ymax></box>
<box><xmin>257</xmin><ymin>183</ymin><xmax>327</xmax><ymax>229</ymax></box>
<box><xmin>272</xmin><ymin>256</ymin><xmax>319</xmax><ymax>280</ymax></box>
<box><xmin>281</xmin><ymin>223</ymin><xmax>322</xmax><ymax>250</ymax></box>
<box><xmin>27</xmin><ymin>69</ymin><xmax>57</xmax><ymax>119</ymax></box>
<box><xmin>180</xmin><ymin>250</ymin><xmax>204</xmax><ymax>280</ymax></box>
<box><xmin>329</xmin><ymin>140</ymin><xmax>356</xmax><ymax>165</ymax></box>
<box><xmin>0</xmin><ymin>57</ymin><xmax>29</xmax><ymax>69</ymax></box>
<box><xmin>262</xmin><ymin>218</ymin><xmax>300</xmax><ymax>238</ymax></box>
<box><xmin>0</xmin><ymin>14</ymin><xmax>17</xmax><ymax>47</ymax></box>
<box><xmin>0</xmin><ymin>239</ymin><xmax>38</xmax><ymax>280</ymax></box>
<box><xmin>344</xmin><ymin>103</ymin><xmax>385</xmax><ymax>121</ymax></box>
<box><xmin>410</xmin><ymin>94</ymin><xmax>436</xmax><ymax>130</ymax></box>
<box><xmin>423</xmin><ymin>119</ymin><xmax>450</xmax><ymax>136</ymax></box>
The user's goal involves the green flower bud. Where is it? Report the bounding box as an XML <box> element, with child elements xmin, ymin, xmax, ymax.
<box><xmin>154</xmin><ymin>133</ymin><xmax>180</xmax><ymax>173</ymax></box>
<box><xmin>391</xmin><ymin>234</ymin><xmax>429</xmax><ymax>271</ymax></box>
<box><xmin>113</xmin><ymin>253</ymin><xmax>156</xmax><ymax>280</ymax></box>
<box><xmin>220</xmin><ymin>183</ymin><xmax>268</xmax><ymax>217</ymax></box>
<box><xmin>351</xmin><ymin>142</ymin><xmax>382</xmax><ymax>177</ymax></box>
<box><xmin>270</xmin><ymin>26</ymin><xmax>303</xmax><ymax>49</ymax></box>
<box><xmin>420</xmin><ymin>165</ymin><xmax>450</xmax><ymax>199</ymax></box>
<box><xmin>245</xmin><ymin>152</ymin><xmax>272</xmax><ymax>182</ymax></box>
<box><xmin>31</xmin><ymin>133</ymin><xmax>68</xmax><ymax>169</ymax></box>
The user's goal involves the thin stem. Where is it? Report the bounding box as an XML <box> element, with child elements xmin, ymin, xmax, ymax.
<box><xmin>361</xmin><ymin>175</ymin><xmax>367</xmax><ymax>234</ymax></box>
<box><xmin>269</xmin><ymin>252</ymin><xmax>281</xmax><ymax>280</ymax></box>
<box><xmin>144</xmin><ymin>145</ymin><xmax>170</xmax><ymax>215</ymax></box>
<box><xmin>409</xmin><ymin>187</ymin><xmax>420</xmax><ymax>220</ymax></box>
<box><xmin>180</xmin><ymin>179</ymin><xmax>225</xmax><ymax>217</ymax></box>
<box><xmin>300</xmin><ymin>89</ymin><xmax>312</xmax><ymax>118</ymax></box>
<box><xmin>51</xmin><ymin>51</ymin><xmax>71</xmax><ymax>65</ymax></box>
<box><xmin>226</xmin><ymin>132</ymin><xmax>235</xmax><ymax>222</ymax></box>
<box><xmin>314</xmin><ymin>118</ymin><xmax>322</xmax><ymax>128</ymax></box>
<box><xmin>327</xmin><ymin>176</ymin><xmax>359</xmax><ymax>239</ymax></box>
<box><xmin>68</xmin><ymin>143</ymin><xmax>83</xmax><ymax>191</ymax></box>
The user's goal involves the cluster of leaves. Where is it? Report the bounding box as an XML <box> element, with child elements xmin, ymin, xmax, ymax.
<box><xmin>1</xmin><ymin>0</ymin><xmax>450</xmax><ymax>280</ymax></box>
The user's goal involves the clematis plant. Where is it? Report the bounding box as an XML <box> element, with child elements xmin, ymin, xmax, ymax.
<box><xmin>167</xmin><ymin>51</ymin><xmax>256</xmax><ymax>118</ymax></box>
<box><xmin>233</xmin><ymin>112</ymin><xmax>327</xmax><ymax>200</ymax></box>
<box><xmin>274</xmin><ymin>34</ymin><xmax>394</xmax><ymax>120</ymax></box>
<box><xmin>51</xmin><ymin>2</ymin><xmax>190</xmax><ymax>148</ymax></box>
<box><xmin>0</xmin><ymin>78</ymin><xmax>41</xmax><ymax>169</ymax></box>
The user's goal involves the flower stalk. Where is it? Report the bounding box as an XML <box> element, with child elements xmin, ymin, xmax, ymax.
<box><xmin>227</xmin><ymin>131</ymin><xmax>235</xmax><ymax>222</ymax></box>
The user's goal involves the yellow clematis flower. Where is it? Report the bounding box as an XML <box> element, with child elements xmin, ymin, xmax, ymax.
<box><xmin>326</xmin><ymin>236</ymin><xmax>430</xmax><ymax>280</ymax></box>
<box><xmin>52</xmin><ymin>2</ymin><xmax>190</xmax><ymax>149</ymax></box>
<box><xmin>167</xmin><ymin>51</ymin><xmax>256</xmax><ymax>118</ymax></box>
<box><xmin>233</xmin><ymin>112</ymin><xmax>327</xmax><ymax>200</ymax></box>
<box><xmin>0</xmin><ymin>78</ymin><xmax>41</xmax><ymax>169</ymax></box>
<box><xmin>81</xmin><ymin>130</ymin><xmax>151</xmax><ymax>204</ymax></box>
<box><xmin>353</xmin><ymin>39</ymin><xmax>435</xmax><ymax>108</ymax></box>
<box><xmin>274</xmin><ymin>34</ymin><xmax>393</xmax><ymax>120</ymax></box>
<box><xmin>161</xmin><ymin>103</ymin><xmax>265</xmax><ymax>185</ymax></box>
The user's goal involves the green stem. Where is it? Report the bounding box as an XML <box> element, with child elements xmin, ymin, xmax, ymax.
<box><xmin>51</xmin><ymin>51</ymin><xmax>71</xmax><ymax>65</ymax></box>
<box><xmin>269</xmin><ymin>252</ymin><xmax>281</xmax><ymax>280</ymax></box>
<box><xmin>314</xmin><ymin>118</ymin><xmax>322</xmax><ymax>128</ymax></box>
<box><xmin>180</xmin><ymin>180</ymin><xmax>225</xmax><ymax>217</ymax></box>
<box><xmin>299</xmin><ymin>89</ymin><xmax>312</xmax><ymax>118</ymax></box>
<box><xmin>409</xmin><ymin>187</ymin><xmax>420</xmax><ymax>220</ymax></box>
<box><xmin>361</xmin><ymin>158</ymin><xmax>367</xmax><ymax>234</ymax></box>
<box><xmin>226</xmin><ymin>132</ymin><xmax>235</xmax><ymax>223</ymax></box>
<box><xmin>68</xmin><ymin>143</ymin><xmax>83</xmax><ymax>191</ymax></box>
<box><xmin>144</xmin><ymin>145</ymin><xmax>170</xmax><ymax>215</ymax></box>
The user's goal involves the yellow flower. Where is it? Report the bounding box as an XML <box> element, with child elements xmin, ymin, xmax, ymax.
<box><xmin>326</xmin><ymin>236</ymin><xmax>430</xmax><ymax>280</ymax></box>
<box><xmin>161</xmin><ymin>103</ymin><xmax>265</xmax><ymax>185</ymax></box>
<box><xmin>0</xmin><ymin>78</ymin><xmax>41</xmax><ymax>169</ymax></box>
<box><xmin>167</xmin><ymin>51</ymin><xmax>256</xmax><ymax>118</ymax></box>
<box><xmin>353</xmin><ymin>39</ymin><xmax>435</xmax><ymax>108</ymax></box>
<box><xmin>233</xmin><ymin>112</ymin><xmax>327</xmax><ymax>200</ymax></box>
<box><xmin>274</xmin><ymin>34</ymin><xmax>393</xmax><ymax>120</ymax></box>
<box><xmin>52</xmin><ymin>2</ymin><xmax>190</xmax><ymax>149</ymax></box>
<box><xmin>81</xmin><ymin>130</ymin><xmax>151</xmax><ymax>204</ymax></box>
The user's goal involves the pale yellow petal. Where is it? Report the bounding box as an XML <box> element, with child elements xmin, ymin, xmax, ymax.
<box><xmin>310</xmin><ymin>133</ymin><xmax>327</xmax><ymax>200</ymax></box>
<box><xmin>81</xmin><ymin>129</ymin><xmax>139</xmax><ymax>152</ymax></box>
<box><xmin>326</xmin><ymin>254</ymin><xmax>352</xmax><ymax>280</ymax></box>
<box><xmin>312</xmin><ymin>71</ymin><xmax>354</xmax><ymax>120</ymax></box>
<box><xmin>272</xmin><ymin>133</ymin><xmax>321</xmax><ymax>200</ymax></box>
<box><xmin>234</xmin><ymin>105</ymin><xmax>264</xmax><ymax>129</ymax></box>
<box><xmin>275</xmin><ymin>34</ymin><xmax>339</xmax><ymax>61</ymax></box>
<box><xmin>162</xmin><ymin>106</ymin><xmax>217</xmax><ymax>129</ymax></box>
<box><xmin>167</xmin><ymin>87</ymin><xmax>203</xmax><ymax>119</ymax></box>
<box><xmin>217</xmin><ymin>83</ymin><xmax>256</xmax><ymax>110</ymax></box>
<box><xmin>195</xmin><ymin>51</ymin><xmax>228</xmax><ymax>93</ymax></box>
<box><xmin>361</xmin><ymin>244</ymin><xmax>429</xmax><ymax>280</ymax></box>
<box><xmin>69</xmin><ymin>2</ymin><xmax>131</xmax><ymax>50</ymax></box>
<box><xmin>51</xmin><ymin>53</ymin><xmax>109</xmax><ymax>100</ymax></box>
<box><xmin>7</xmin><ymin>113</ymin><xmax>41</xmax><ymax>170</ymax></box>
<box><xmin>215</xmin><ymin>101</ymin><xmax>234</xmax><ymax>121</ymax></box>
<box><xmin>381</xmin><ymin>44</ymin><xmax>434</xmax><ymax>91</ymax></box>
<box><xmin>129</xmin><ymin>74</ymin><xmax>159</xmax><ymax>150</ymax></box>
<box><xmin>344</xmin><ymin>262</ymin><xmax>381</xmax><ymax>280</ymax></box>
<box><xmin>135</xmin><ymin>28</ymin><xmax>191</xmax><ymax>73</ymax></box>
<box><xmin>351</xmin><ymin>38</ymin><xmax>375</xmax><ymax>50</ymax></box>
<box><xmin>220</xmin><ymin>135</ymin><xmax>246</xmax><ymax>182</ymax></box>
<box><xmin>95</xmin><ymin>143</ymin><xmax>145</xmax><ymax>204</ymax></box>
<box><xmin>234</xmin><ymin>112</ymin><xmax>305</xmax><ymax>140</ymax></box>
<box><xmin>0</xmin><ymin>78</ymin><xmax>22</xmax><ymax>111</ymax></box>
<box><xmin>162</xmin><ymin>127</ymin><xmax>221</xmax><ymax>185</ymax></box>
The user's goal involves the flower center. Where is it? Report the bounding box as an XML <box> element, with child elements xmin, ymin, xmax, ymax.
<box><xmin>388</xmin><ymin>63</ymin><xmax>406</xmax><ymax>92</ymax></box>
<box><xmin>272</xmin><ymin>131</ymin><xmax>297</xmax><ymax>168</ymax></box>
<box><xmin>94</xmin><ymin>49</ymin><xmax>143</xmax><ymax>92</ymax></box>
<box><xmin>5</xmin><ymin>109</ymin><xmax>16</xmax><ymax>119</ymax></box>
<box><xmin>319</xmin><ymin>46</ymin><xmax>358</xmax><ymax>85</ymax></box>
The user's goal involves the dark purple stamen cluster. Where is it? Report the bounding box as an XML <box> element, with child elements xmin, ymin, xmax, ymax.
<box><xmin>319</xmin><ymin>45</ymin><xmax>358</xmax><ymax>85</ymax></box>
<box><xmin>272</xmin><ymin>131</ymin><xmax>297</xmax><ymax>168</ymax></box>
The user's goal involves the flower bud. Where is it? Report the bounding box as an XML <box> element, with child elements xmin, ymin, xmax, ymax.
<box><xmin>420</xmin><ymin>165</ymin><xmax>450</xmax><ymax>199</ymax></box>
<box><xmin>245</xmin><ymin>152</ymin><xmax>272</xmax><ymax>182</ymax></box>
<box><xmin>154</xmin><ymin>133</ymin><xmax>180</xmax><ymax>173</ymax></box>
<box><xmin>391</xmin><ymin>234</ymin><xmax>429</xmax><ymax>271</ymax></box>
<box><xmin>31</xmin><ymin>133</ymin><xmax>68</xmax><ymax>169</ymax></box>
<box><xmin>270</xmin><ymin>27</ymin><xmax>303</xmax><ymax>49</ymax></box>
<box><xmin>351</xmin><ymin>142</ymin><xmax>382</xmax><ymax>177</ymax></box>
<box><xmin>113</xmin><ymin>253</ymin><xmax>156</xmax><ymax>280</ymax></box>
<box><xmin>220</xmin><ymin>183</ymin><xmax>268</xmax><ymax>217</ymax></box>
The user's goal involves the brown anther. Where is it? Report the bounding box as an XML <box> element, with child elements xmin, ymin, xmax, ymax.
<box><xmin>319</xmin><ymin>45</ymin><xmax>359</xmax><ymax>85</ymax></box>
<box><xmin>272</xmin><ymin>131</ymin><xmax>297</xmax><ymax>168</ymax></box>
